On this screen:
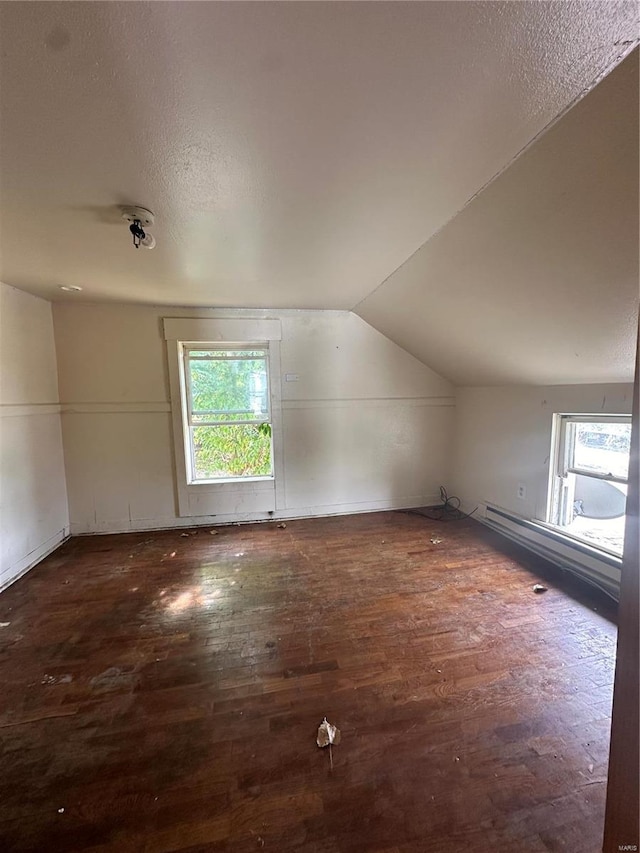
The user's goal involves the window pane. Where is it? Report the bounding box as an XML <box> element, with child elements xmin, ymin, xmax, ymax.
<box><xmin>191</xmin><ymin>424</ymin><xmax>272</xmax><ymax>480</ymax></box>
<box><xmin>564</xmin><ymin>475</ymin><xmax>627</xmax><ymax>555</ymax></box>
<box><xmin>570</xmin><ymin>421</ymin><xmax>631</xmax><ymax>479</ymax></box>
<box><xmin>188</xmin><ymin>355</ymin><xmax>269</xmax><ymax>422</ymax></box>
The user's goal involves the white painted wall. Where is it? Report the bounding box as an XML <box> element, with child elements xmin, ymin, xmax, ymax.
<box><xmin>355</xmin><ymin>52</ymin><xmax>638</xmax><ymax>388</ymax></box>
<box><xmin>451</xmin><ymin>383</ymin><xmax>633</xmax><ymax>520</ymax></box>
<box><xmin>53</xmin><ymin>304</ymin><xmax>454</xmax><ymax>534</ymax></box>
<box><xmin>0</xmin><ymin>283</ymin><xmax>69</xmax><ymax>589</ymax></box>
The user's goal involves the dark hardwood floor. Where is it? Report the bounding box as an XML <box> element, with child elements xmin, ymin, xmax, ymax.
<box><xmin>0</xmin><ymin>512</ymin><xmax>617</xmax><ymax>852</ymax></box>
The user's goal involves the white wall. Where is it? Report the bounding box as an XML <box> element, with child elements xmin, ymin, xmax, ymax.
<box><xmin>356</xmin><ymin>52</ymin><xmax>638</xmax><ymax>388</ymax></box>
<box><xmin>53</xmin><ymin>304</ymin><xmax>454</xmax><ymax>534</ymax></box>
<box><xmin>0</xmin><ymin>283</ymin><xmax>69</xmax><ymax>589</ymax></box>
<box><xmin>451</xmin><ymin>383</ymin><xmax>633</xmax><ymax>594</ymax></box>
<box><xmin>451</xmin><ymin>384</ymin><xmax>633</xmax><ymax>521</ymax></box>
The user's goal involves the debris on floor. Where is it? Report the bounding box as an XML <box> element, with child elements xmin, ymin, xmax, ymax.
<box><xmin>532</xmin><ymin>583</ymin><xmax>548</xmax><ymax>594</ymax></box>
<box><xmin>180</xmin><ymin>533</ymin><xmax>190</xmax><ymax>537</ymax></box>
<box><xmin>42</xmin><ymin>674</ymin><xmax>72</xmax><ymax>686</ymax></box>
<box><xmin>209</xmin><ymin>530</ymin><xmax>218</xmax><ymax>535</ymax></box>
<box><xmin>277</xmin><ymin>522</ymin><xmax>287</xmax><ymax>529</ymax></box>
<box><xmin>0</xmin><ymin>622</ymin><xmax>10</xmax><ymax>628</ymax></box>
<box><xmin>317</xmin><ymin>717</ymin><xmax>341</xmax><ymax>770</ymax></box>
<box><xmin>89</xmin><ymin>666</ymin><xmax>138</xmax><ymax>693</ymax></box>
<box><xmin>57</xmin><ymin>808</ymin><xmax>64</xmax><ymax>814</ymax></box>
<box><xmin>430</xmin><ymin>535</ymin><xmax>443</xmax><ymax>544</ymax></box>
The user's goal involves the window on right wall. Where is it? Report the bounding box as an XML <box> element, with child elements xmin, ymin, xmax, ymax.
<box><xmin>548</xmin><ymin>415</ymin><xmax>632</xmax><ymax>556</ymax></box>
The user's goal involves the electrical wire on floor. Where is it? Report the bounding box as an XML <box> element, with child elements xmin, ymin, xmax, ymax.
<box><xmin>401</xmin><ymin>486</ymin><xmax>478</xmax><ymax>521</ymax></box>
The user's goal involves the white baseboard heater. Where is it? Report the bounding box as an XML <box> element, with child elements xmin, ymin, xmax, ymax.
<box><xmin>480</xmin><ymin>504</ymin><xmax>622</xmax><ymax>600</ymax></box>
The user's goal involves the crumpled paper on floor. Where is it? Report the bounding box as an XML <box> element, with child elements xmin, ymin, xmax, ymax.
<box><xmin>317</xmin><ymin>717</ymin><xmax>341</xmax><ymax>748</ymax></box>
<box><xmin>317</xmin><ymin>717</ymin><xmax>341</xmax><ymax>770</ymax></box>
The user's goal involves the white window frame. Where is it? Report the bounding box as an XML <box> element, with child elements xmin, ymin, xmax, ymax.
<box><xmin>164</xmin><ymin>318</ymin><xmax>284</xmax><ymax>519</ymax></box>
<box><xmin>547</xmin><ymin>413</ymin><xmax>631</xmax><ymax>555</ymax></box>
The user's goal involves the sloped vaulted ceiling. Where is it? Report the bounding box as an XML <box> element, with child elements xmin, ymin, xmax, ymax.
<box><xmin>355</xmin><ymin>50</ymin><xmax>640</xmax><ymax>386</ymax></box>
<box><xmin>0</xmin><ymin>2</ymin><xmax>638</xmax><ymax>385</ymax></box>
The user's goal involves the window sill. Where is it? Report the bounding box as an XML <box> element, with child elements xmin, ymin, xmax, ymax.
<box><xmin>531</xmin><ymin>518</ymin><xmax>623</xmax><ymax>565</ymax></box>
<box><xmin>187</xmin><ymin>476</ymin><xmax>275</xmax><ymax>487</ymax></box>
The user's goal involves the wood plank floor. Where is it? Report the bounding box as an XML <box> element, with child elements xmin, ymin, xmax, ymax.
<box><xmin>0</xmin><ymin>512</ymin><xmax>617</xmax><ymax>852</ymax></box>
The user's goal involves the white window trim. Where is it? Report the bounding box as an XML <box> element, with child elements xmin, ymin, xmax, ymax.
<box><xmin>547</xmin><ymin>412</ymin><xmax>631</xmax><ymax>556</ymax></box>
<box><xmin>164</xmin><ymin>318</ymin><xmax>284</xmax><ymax>519</ymax></box>
<box><xmin>555</xmin><ymin>414</ymin><xmax>631</xmax><ymax>484</ymax></box>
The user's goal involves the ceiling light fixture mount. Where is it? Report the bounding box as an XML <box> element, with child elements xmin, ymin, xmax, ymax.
<box><xmin>120</xmin><ymin>206</ymin><xmax>156</xmax><ymax>249</ymax></box>
<box><xmin>59</xmin><ymin>285</ymin><xmax>83</xmax><ymax>292</ymax></box>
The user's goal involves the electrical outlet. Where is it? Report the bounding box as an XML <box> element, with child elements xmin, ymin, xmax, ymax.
<box><xmin>516</xmin><ymin>483</ymin><xmax>526</xmax><ymax>500</ymax></box>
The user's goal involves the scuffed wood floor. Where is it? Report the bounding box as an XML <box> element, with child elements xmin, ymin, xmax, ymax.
<box><xmin>0</xmin><ymin>512</ymin><xmax>617</xmax><ymax>852</ymax></box>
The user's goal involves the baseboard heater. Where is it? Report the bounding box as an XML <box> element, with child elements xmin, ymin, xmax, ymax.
<box><xmin>480</xmin><ymin>504</ymin><xmax>622</xmax><ymax>600</ymax></box>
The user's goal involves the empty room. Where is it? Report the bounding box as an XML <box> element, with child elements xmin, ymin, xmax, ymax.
<box><xmin>0</xmin><ymin>2</ymin><xmax>638</xmax><ymax>852</ymax></box>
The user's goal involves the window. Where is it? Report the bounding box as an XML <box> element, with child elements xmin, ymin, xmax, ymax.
<box><xmin>181</xmin><ymin>345</ymin><xmax>273</xmax><ymax>482</ymax></box>
<box><xmin>164</xmin><ymin>318</ymin><xmax>282</xmax><ymax>518</ymax></box>
<box><xmin>548</xmin><ymin>415</ymin><xmax>631</xmax><ymax>556</ymax></box>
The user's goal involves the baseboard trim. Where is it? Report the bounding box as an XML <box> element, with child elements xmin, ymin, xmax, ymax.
<box><xmin>0</xmin><ymin>527</ymin><xmax>70</xmax><ymax>593</ymax></box>
<box><xmin>70</xmin><ymin>495</ymin><xmax>441</xmax><ymax>536</ymax></box>
<box><xmin>478</xmin><ymin>503</ymin><xmax>621</xmax><ymax>600</ymax></box>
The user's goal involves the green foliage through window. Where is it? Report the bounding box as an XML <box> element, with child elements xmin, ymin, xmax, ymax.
<box><xmin>192</xmin><ymin>424</ymin><xmax>272</xmax><ymax>479</ymax></box>
<box><xmin>185</xmin><ymin>347</ymin><xmax>273</xmax><ymax>480</ymax></box>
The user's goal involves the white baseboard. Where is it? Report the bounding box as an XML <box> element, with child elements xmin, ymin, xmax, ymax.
<box><xmin>0</xmin><ymin>527</ymin><xmax>70</xmax><ymax>593</ymax></box>
<box><xmin>70</xmin><ymin>494</ymin><xmax>441</xmax><ymax>536</ymax></box>
<box><xmin>479</xmin><ymin>503</ymin><xmax>621</xmax><ymax>599</ymax></box>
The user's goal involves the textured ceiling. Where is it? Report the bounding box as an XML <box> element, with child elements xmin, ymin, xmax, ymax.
<box><xmin>0</xmin><ymin>0</ymin><xmax>638</xmax><ymax>384</ymax></box>
<box><xmin>0</xmin><ymin>1</ymin><xmax>637</xmax><ymax>323</ymax></box>
<box><xmin>356</xmin><ymin>51</ymin><xmax>639</xmax><ymax>386</ymax></box>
